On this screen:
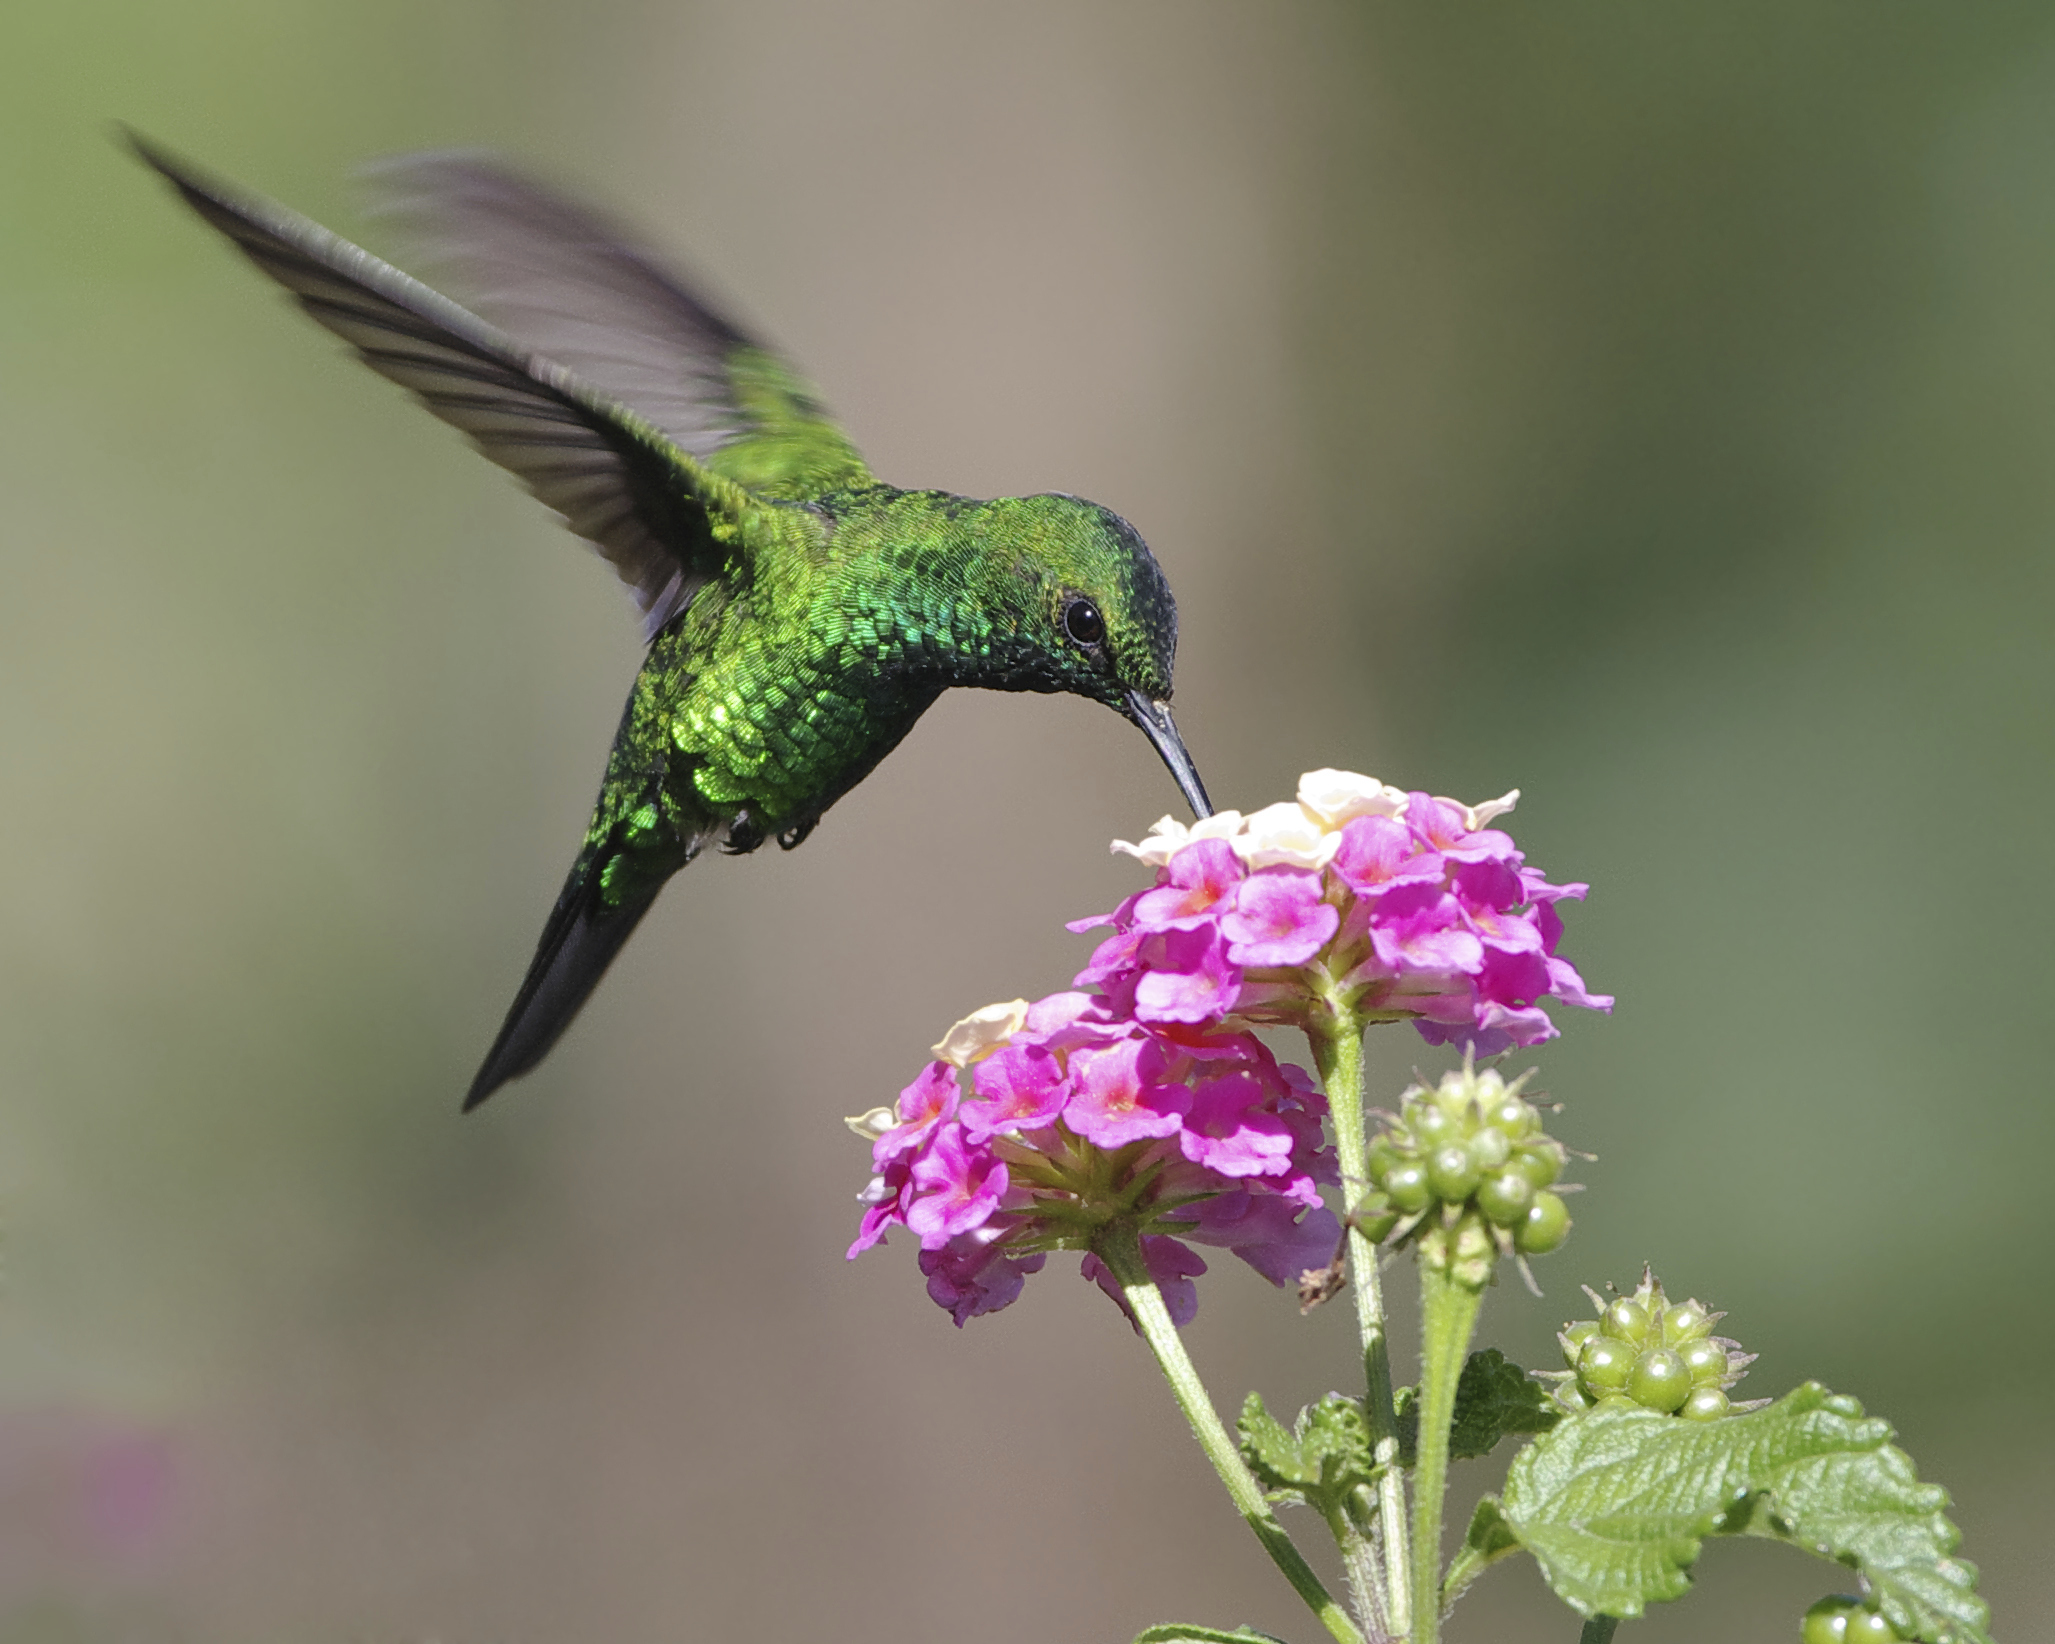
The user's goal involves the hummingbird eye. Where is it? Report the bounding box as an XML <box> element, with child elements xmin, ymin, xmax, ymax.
<box><xmin>1063</xmin><ymin>597</ymin><xmax>1106</xmax><ymax>647</ymax></box>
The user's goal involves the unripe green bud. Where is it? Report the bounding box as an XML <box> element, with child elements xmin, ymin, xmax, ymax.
<box><xmin>1476</xmin><ymin>1170</ymin><xmax>1534</xmax><ymax>1227</ymax></box>
<box><xmin>1680</xmin><ymin>1338</ymin><xmax>1729</xmax><ymax>1385</ymax></box>
<box><xmin>1384</xmin><ymin>1161</ymin><xmax>1431</xmax><ymax>1214</ymax></box>
<box><xmin>1578</xmin><ymin>1336</ymin><xmax>1634</xmax><ymax>1394</ymax></box>
<box><xmin>1515</xmin><ymin>1192</ymin><xmax>1571</xmax><ymax>1254</ymax></box>
<box><xmin>1681</xmin><ymin>1386</ymin><xmax>1730</xmax><ymax>1422</ymax></box>
<box><xmin>1629</xmin><ymin>1348</ymin><xmax>1692</xmax><ymax>1413</ymax></box>
<box><xmin>1468</xmin><ymin>1127</ymin><xmax>1511</xmax><ymax>1171</ymax></box>
<box><xmin>1427</xmin><ymin>1145</ymin><xmax>1482</xmax><ymax>1202</ymax></box>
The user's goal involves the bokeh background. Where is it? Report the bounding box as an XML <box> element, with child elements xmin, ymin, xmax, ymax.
<box><xmin>3</xmin><ymin>3</ymin><xmax>2050</xmax><ymax>1639</ymax></box>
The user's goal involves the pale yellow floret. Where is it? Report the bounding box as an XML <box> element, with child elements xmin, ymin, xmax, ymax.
<box><xmin>1112</xmin><ymin>810</ymin><xmax>1245</xmax><ymax>867</ymax></box>
<box><xmin>1107</xmin><ymin>773</ymin><xmax>1521</xmax><ymax>876</ymax></box>
<box><xmin>1234</xmin><ymin>801</ymin><xmax>1343</xmax><ymax>870</ymax></box>
<box><xmin>1457</xmin><ymin>789</ymin><xmax>1520</xmax><ymax>831</ymax></box>
<box><xmin>844</xmin><ymin>1106</ymin><xmax>897</xmax><ymax>1140</ymax></box>
<box><xmin>1296</xmin><ymin>769</ymin><xmax>1409</xmax><ymax>828</ymax></box>
<box><xmin>931</xmin><ymin>998</ymin><xmax>1030</xmax><ymax>1066</ymax></box>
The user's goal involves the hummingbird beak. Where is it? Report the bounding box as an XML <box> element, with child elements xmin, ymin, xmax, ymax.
<box><xmin>1123</xmin><ymin>690</ymin><xmax>1214</xmax><ymax>819</ymax></box>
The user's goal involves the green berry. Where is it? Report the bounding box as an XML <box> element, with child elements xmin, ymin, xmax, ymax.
<box><xmin>1468</xmin><ymin>1127</ymin><xmax>1511</xmax><ymax>1170</ymax></box>
<box><xmin>1843</xmin><ymin>1610</ymin><xmax>1898</xmax><ymax>1643</ymax></box>
<box><xmin>1559</xmin><ymin>1319</ymin><xmax>1599</xmax><ymax>1365</ymax></box>
<box><xmin>1629</xmin><ymin>1348</ymin><xmax>1692</xmax><ymax>1412</ymax></box>
<box><xmin>1680</xmin><ymin>1338</ymin><xmax>1729</xmax><ymax>1385</ymax></box>
<box><xmin>1681</xmin><ymin>1386</ymin><xmax>1730</xmax><ymax>1421</ymax></box>
<box><xmin>1410</xmin><ymin>1103</ymin><xmax>1457</xmax><ymax>1144</ymax></box>
<box><xmin>1384</xmin><ymin>1161</ymin><xmax>1431</xmax><ymax>1214</ymax></box>
<box><xmin>1476</xmin><ymin>1170</ymin><xmax>1534</xmax><ymax>1226</ymax></box>
<box><xmin>1487</xmin><ymin>1096</ymin><xmax>1536</xmax><ymax>1139</ymax></box>
<box><xmin>1663</xmin><ymin>1301</ymin><xmax>1712</xmax><ymax>1341</ymax></box>
<box><xmin>1802</xmin><ymin>1596</ymin><xmax>1859</xmax><ymax>1644</ymax></box>
<box><xmin>1367</xmin><ymin>1136</ymin><xmax>1405</xmax><ymax>1184</ymax></box>
<box><xmin>1515</xmin><ymin>1191</ymin><xmax>1570</xmax><ymax>1254</ymax></box>
<box><xmin>1578</xmin><ymin>1336</ymin><xmax>1633</xmax><ymax>1394</ymax></box>
<box><xmin>1353</xmin><ymin>1201</ymin><xmax>1401</xmax><ymax>1243</ymax></box>
<box><xmin>1427</xmin><ymin>1144</ymin><xmax>1481</xmax><ymax>1202</ymax></box>
<box><xmin>1604</xmin><ymin>1298</ymin><xmax>1650</xmax><ymax>1343</ymax></box>
<box><xmin>1506</xmin><ymin>1143</ymin><xmax>1561</xmax><ymax>1189</ymax></box>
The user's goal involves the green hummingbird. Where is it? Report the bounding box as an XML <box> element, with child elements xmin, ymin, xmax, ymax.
<box><xmin>130</xmin><ymin>135</ymin><xmax>1213</xmax><ymax>1110</ymax></box>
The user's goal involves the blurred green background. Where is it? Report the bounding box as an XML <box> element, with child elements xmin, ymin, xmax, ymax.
<box><xmin>2</xmin><ymin>2</ymin><xmax>2049</xmax><ymax>1639</ymax></box>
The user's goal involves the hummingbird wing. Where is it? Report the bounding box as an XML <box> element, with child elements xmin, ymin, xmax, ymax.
<box><xmin>129</xmin><ymin>133</ymin><xmax>764</xmax><ymax>641</ymax></box>
<box><xmin>363</xmin><ymin>154</ymin><xmax>875</xmax><ymax>506</ymax></box>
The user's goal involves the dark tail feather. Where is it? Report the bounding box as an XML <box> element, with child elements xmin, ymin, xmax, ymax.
<box><xmin>463</xmin><ymin>868</ymin><xmax>666</xmax><ymax>1111</ymax></box>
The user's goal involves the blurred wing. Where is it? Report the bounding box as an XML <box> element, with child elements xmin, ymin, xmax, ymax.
<box><xmin>366</xmin><ymin>152</ymin><xmax>874</xmax><ymax>503</ymax></box>
<box><xmin>130</xmin><ymin>132</ymin><xmax>764</xmax><ymax>640</ymax></box>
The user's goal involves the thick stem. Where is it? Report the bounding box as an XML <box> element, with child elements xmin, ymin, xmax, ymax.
<box><xmin>1578</xmin><ymin>1618</ymin><xmax>1619</xmax><ymax>1644</ymax></box>
<box><xmin>1095</xmin><ymin>1223</ymin><xmax>1365</xmax><ymax>1644</ymax></box>
<box><xmin>1310</xmin><ymin>1011</ymin><xmax>1412</xmax><ymax>1638</ymax></box>
<box><xmin>1411</xmin><ymin>1259</ymin><xmax>1485</xmax><ymax>1644</ymax></box>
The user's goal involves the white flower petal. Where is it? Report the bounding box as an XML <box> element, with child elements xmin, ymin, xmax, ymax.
<box><xmin>1464</xmin><ymin>789</ymin><xmax>1520</xmax><ymax>830</ymax></box>
<box><xmin>1112</xmin><ymin>815</ymin><xmax>1191</xmax><ymax>866</ymax></box>
<box><xmin>1235</xmin><ymin>801</ymin><xmax>1342</xmax><ymax>869</ymax></box>
<box><xmin>931</xmin><ymin>999</ymin><xmax>1030</xmax><ymax>1066</ymax></box>
<box><xmin>845</xmin><ymin>1108</ymin><xmax>897</xmax><ymax>1140</ymax></box>
<box><xmin>1297</xmin><ymin>768</ymin><xmax>1409</xmax><ymax>829</ymax></box>
<box><xmin>1189</xmin><ymin>810</ymin><xmax>1247</xmax><ymax>841</ymax></box>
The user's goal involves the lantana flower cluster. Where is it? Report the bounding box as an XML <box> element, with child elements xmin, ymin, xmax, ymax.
<box><xmin>1077</xmin><ymin>770</ymin><xmax>1611</xmax><ymax>1054</ymax></box>
<box><xmin>848</xmin><ymin>993</ymin><xmax>1340</xmax><ymax>1326</ymax></box>
<box><xmin>851</xmin><ymin>770</ymin><xmax>1606</xmax><ymax>1326</ymax></box>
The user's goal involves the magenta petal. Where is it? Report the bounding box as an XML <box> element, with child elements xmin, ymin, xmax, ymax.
<box><xmin>1178</xmin><ymin>1072</ymin><xmax>1297</xmax><ymax>1177</ymax></box>
<box><xmin>960</xmin><ymin>1041</ymin><xmax>1068</xmax><ymax>1138</ymax></box>
<box><xmin>1133</xmin><ymin>838</ymin><xmax>1245</xmax><ymax>932</ymax></box>
<box><xmin>906</xmin><ymin>1131</ymin><xmax>1010</xmax><ymax>1247</ymax></box>
<box><xmin>922</xmin><ymin>1235</ymin><xmax>1045</xmax><ymax>1325</ymax></box>
<box><xmin>1132</xmin><ymin>927</ymin><xmax>1243</xmax><ymax>1024</ymax></box>
<box><xmin>1221</xmin><ymin>867</ymin><xmax>1338</xmax><ymax>967</ymax></box>
<box><xmin>1064</xmin><ymin>1035</ymin><xmax>1192</xmax><ymax>1146</ymax></box>
<box><xmin>1170</xmin><ymin>1192</ymin><xmax>1344</xmax><ymax>1287</ymax></box>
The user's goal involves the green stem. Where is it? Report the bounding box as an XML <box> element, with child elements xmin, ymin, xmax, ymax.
<box><xmin>1411</xmin><ymin>1260</ymin><xmax>1484</xmax><ymax>1644</ymax></box>
<box><xmin>1578</xmin><ymin>1618</ymin><xmax>1619</xmax><ymax>1644</ymax></box>
<box><xmin>1095</xmin><ymin>1222</ymin><xmax>1365</xmax><ymax>1644</ymax></box>
<box><xmin>1310</xmin><ymin>1010</ymin><xmax>1411</xmax><ymax>1639</ymax></box>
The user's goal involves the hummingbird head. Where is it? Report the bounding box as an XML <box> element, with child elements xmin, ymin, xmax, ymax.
<box><xmin>984</xmin><ymin>494</ymin><xmax>1213</xmax><ymax>818</ymax></box>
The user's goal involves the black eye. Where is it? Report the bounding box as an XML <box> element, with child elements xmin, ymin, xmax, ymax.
<box><xmin>1063</xmin><ymin>598</ymin><xmax>1105</xmax><ymax>646</ymax></box>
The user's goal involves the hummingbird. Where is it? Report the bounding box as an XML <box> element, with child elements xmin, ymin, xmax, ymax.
<box><xmin>130</xmin><ymin>134</ymin><xmax>1214</xmax><ymax>1110</ymax></box>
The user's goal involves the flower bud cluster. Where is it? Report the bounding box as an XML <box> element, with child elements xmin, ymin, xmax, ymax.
<box><xmin>848</xmin><ymin>993</ymin><xmax>1339</xmax><ymax>1326</ymax></box>
<box><xmin>1543</xmin><ymin>1267</ymin><xmax>1761</xmax><ymax>1420</ymax></box>
<box><xmin>1074</xmin><ymin>770</ymin><xmax>1609</xmax><ymax>1056</ymax></box>
<box><xmin>1352</xmin><ymin>1061</ymin><xmax>1573</xmax><ymax>1284</ymax></box>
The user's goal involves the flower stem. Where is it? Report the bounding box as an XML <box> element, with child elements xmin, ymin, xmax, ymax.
<box><xmin>1310</xmin><ymin>1010</ymin><xmax>1412</xmax><ymax>1639</ymax></box>
<box><xmin>1411</xmin><ymin>1259</ymin><xmax>1484</xmax><ymax>1644</ymax></box>
<box><xmin>1095</xmin><ymin>1222</ymin><xmax>1365</xmax><ymax>1644</ymax></box>
<box><xmin>1577</xmin><ymin>1619</ymin><xmax>1619</xmax><ymax>1644</ymax></box>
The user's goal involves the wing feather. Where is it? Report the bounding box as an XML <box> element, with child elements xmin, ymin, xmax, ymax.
<box><xmin>366</xmin><ymin>152</ymin><xmax>873</xmax><ymax>501</ymax></box>
<box><xmin>130</xmin><ymin>132</ymin><xmax>763</xmax><ymax>639</ymax></box>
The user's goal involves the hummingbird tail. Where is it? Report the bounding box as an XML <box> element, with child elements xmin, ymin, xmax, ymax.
<box><xmin>463</xmin><ymin>869</ymin><xmax>666</xmax><ymax>1111</ymax></box>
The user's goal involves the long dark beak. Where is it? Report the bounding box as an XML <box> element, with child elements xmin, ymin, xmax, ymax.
<box><xmin>1123</xmin><ymin>690</ymin><xmax>1214</xmax><ymax>818</ymax></box>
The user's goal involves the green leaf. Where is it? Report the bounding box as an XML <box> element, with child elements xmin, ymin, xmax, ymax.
<box><xmin>1499</xmin><ymin>1383</ymin><xmax>1990</xmax><ymax>1643</ymax></box>
<box><xmin>1237</xmin><ymin>1390</ymin><xmax>1376</xmax><ymax>1518</ymax></box>
<box><xmin>1131</xmin><ymin>1626</ymin><xmax>1288</xmax><ymax>1644</ymax></box>
<box><xmin>1394</xmin><ymin>1348</ymin><xmax>1559</xmax><ymax>1463</ymax></box>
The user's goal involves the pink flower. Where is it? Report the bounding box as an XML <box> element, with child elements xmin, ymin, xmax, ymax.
<box><xmin>850</xmin><ymin>993</ymin><xmax>1335</xmax><ymax>1327</ymax></box>
<box><xmin>1083</xmin><ymin>771</ymin><xmax>1610</xmax><ymax>1052</ymax></box>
